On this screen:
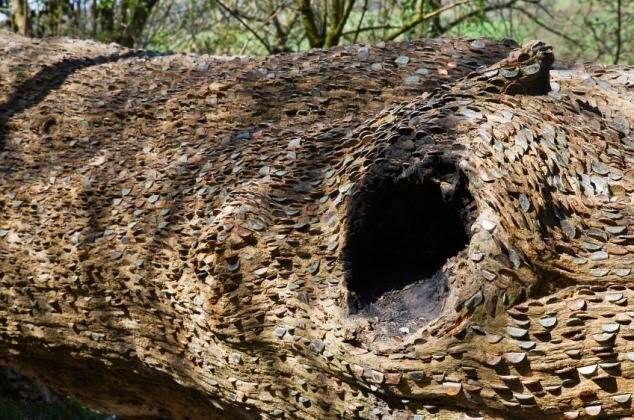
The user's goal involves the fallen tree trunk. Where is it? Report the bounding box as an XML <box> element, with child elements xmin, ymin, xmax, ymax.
<box><xmin>0</xmin><ymin>32</ymin><xmax>633</xmax><ymax>419</ymax></box>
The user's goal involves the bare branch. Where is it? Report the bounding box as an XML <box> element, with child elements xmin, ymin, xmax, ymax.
<box><xmin>615</xmin><ymin>0</ymin><xmax>622</xmax><ymax>64</ymax></box>
<box><xmin>586</xmin><ymin>15</ymin><xmax>608</xmax><ymax>62</ymax></box>
<box><xmin>440</xmin><ymin>0</ymin><xmax>519</xmax><ymax>34</ymax></box>
<box><xmin>386</xmin><ymin>0</ymin><xmax>472</xmax><ymax>41</ymax></box>
<box><xmin>343</xmin><ymin>24</ymin><xmax>397</xmax><ymax>38</ymax></box>
<box><xmin>215</xmin><ymin>0</ymin><xmax>274</xmax><ymax>53</ymax></box>
<box><xmin>512</xmin><ymin>6</ymin><xmax>582</xmax><ymax>47</ymax></box>
<box><xmin>352</xmin><ymin>0</ymin><xmax>367</xmax><ymax>44</ymax></box>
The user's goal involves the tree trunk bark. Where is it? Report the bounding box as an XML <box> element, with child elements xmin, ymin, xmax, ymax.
<box><xmin>9</xmin><ymin>0</ymin><xmax>30</xmax><ymax>36</ymax></box>
<box><xmin>114</xmin><ymin>0</ymin><xmax>158</xmax><ymax>48</ymax></box>
<box><xmin>0</xmin><ymin>34</ymin><xmax>632</xmax><ymax>419</ymax></box>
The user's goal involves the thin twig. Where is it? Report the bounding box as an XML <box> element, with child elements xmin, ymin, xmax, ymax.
<box><xmin>215</xmin><ymin>0</ymin><xmax>273</xmax><ymax>53</ymax></box>
<box><xmin>513</xmin><ymin>6</ymin><xmax>581</xmax><ymax>47</ymax></box>
<box><xmin>615</xmin><ymin>0</ymin><xmax>622</xmax><ymax>64</ymax></box>
<box><xmin>342</xmin><ymin>24</ymin><xmax>397</xmax><ymax>37</ymax></box>
<box><xmin>352</xmin><ymin>0</ymin><xmax>368</xmax><ymax>44</ymax></box>
<box><xmin>586</xmin><ymin>16</ymin><xmax>608</xmax><ymax>62</ymax></box>
<box><xmin>440</xmin><ymin>0</ymin><xmax>519</xmax><ymax>34</ymax></box>
<box><xmin>386</xmin><ymin>0</ymin><xmax>472</xmax><ymax>40</ymax></box>
<box><xmin>533</xmin><ymin>1</ymin><xmax>555</xmax><ymax>20</ymax></box>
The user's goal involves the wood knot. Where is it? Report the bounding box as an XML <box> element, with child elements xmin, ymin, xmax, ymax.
<box><xmin>467</xmin><ymin>40</ymin><xmax>555</xmax><ymax>95</ymax></box>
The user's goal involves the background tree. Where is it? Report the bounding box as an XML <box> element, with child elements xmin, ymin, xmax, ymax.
<box><xmin>9</xmin><ymin>0</ymin><xmax>30</xmax><ymax>35</ymax></box>
<box><xmin>1</xmin><ymin>0</ymin><xmax>631</xmax><ymax>64</ymax></box>
<box><xmin>0</xmin><ymin>0</ymin><xmax>159</xmax><ymax>46</ymax></box>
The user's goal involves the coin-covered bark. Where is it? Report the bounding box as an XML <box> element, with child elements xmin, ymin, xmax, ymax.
<box><xmin>0</xmin><ymin>33</ymin><xmax>633</xmax><ymax>419</ymax></box>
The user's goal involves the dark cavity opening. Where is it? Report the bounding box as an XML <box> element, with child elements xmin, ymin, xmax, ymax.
<box><xmin>344</xmin><ymin>156</ymin><xmax>474</xmax><ymax>314</ymax></box>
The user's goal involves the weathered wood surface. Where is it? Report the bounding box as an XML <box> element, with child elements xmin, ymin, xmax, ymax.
<box><xmin>0</xmin><ymin>32</ymin><xmax>633</xmax><ymax>419</ymax></box>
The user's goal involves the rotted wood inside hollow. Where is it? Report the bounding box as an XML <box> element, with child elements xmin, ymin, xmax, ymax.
<box><xmin>344</xmin><ymin>156</ymin><xmax>475</xmax><ymax>330</ymax></box>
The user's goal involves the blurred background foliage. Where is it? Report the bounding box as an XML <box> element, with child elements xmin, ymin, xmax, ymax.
<box><xmin>0</xmin><ymin>0</ymin><xmax>631</xmax><ymax>64</ymax></box>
